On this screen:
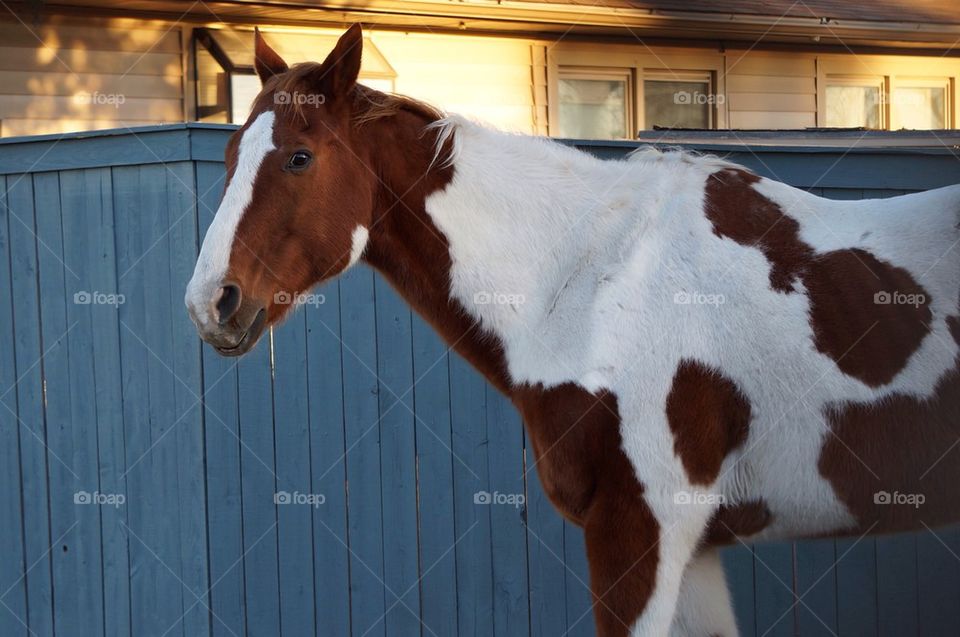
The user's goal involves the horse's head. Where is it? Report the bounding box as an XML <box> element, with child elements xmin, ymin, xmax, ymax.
<box><xmin>186</xmin><ymin>25</ymin><xmax>377</xmax><ymax>355</ymax></box>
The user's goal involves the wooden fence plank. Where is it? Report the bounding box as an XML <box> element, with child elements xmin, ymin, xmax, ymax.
<box><xmin>306</xmin><ymin>279</ymin><xmax>352</xmax><ymax>637</ymax></box>
<box><xmin>373</xmin><ymin>277</ymin><xmax>422</xmax><ymax>637</ymax></box>
<box><xmin>449</xmin><ymin>353</ymin><xmax>495</xmax><ymax>637</ymax></box>
<box><xmin>273</xmin><ymin>309</ymin><xmax>319</xmax><ymax>637</ymax></box>
<box><xmin>410</xmin><ymin>313</ymin><xmax>459</xmax><ymax>637</ymax></box>
<box><xmin>8</xmin><ymin>173</ymin><xmax>56</xmax><ymax>637</ymax></box>
<box><xmin>794</xmin><ymin>539</ymin><xmax>838</xmax><ymax>637</ymax></box>
<box><xmin>339</xmin><ymin>265</ymin><xmax>387</xmax><ymax>637</ymax></box>
<box><xmin>753</xmin><ymin>544</ymin><xmax>795</xmax><ymax>636</ymax></box>
<box><xmin>0</xmin><ymin>174</ymin><xmax>28</xmax><ymax>637</ymax></box>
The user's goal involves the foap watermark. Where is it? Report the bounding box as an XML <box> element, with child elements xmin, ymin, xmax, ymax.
<box><xmin>874</xmin><ymin>490</ymin><xmax>925</xmax><ymax>509</ymax></box>
<box><xmin>674</xmin><ymin>490</ymin><xmax>727</xmax><ymax>506</ymax></box>
<box><xmin>474</xmin><ymin>490</ymin><xmax>525</xmax><ymax>509</ymax></box>
<box><xmin>275</xmin><ymin>90</ymin><xmax>326</xmax><ymax>107</ymax></box>
<box><xmin>74</xmin><ymin>490</ymin><xmax>125</xmax><ymax>508</ymax></box>
<box><xmin>473</xmin><ymin>291</ymin><xmax>526</xmax><ymax>307</ymax></box>
<box><xmin>74</xmin><ymin>91</ymin><xmax>126</xmax><ymax>108</ymax></box>
<box><xmin>74</xmin><ymin>290</ymin><xmax>125</xmax><ymax>307</ymax></box>
<box><xmin>274</xmin><ymin>290</ymin><xmax>326</xmax><ymax>308</ymax></box>
<box><xmin>274</xmin><ymin>490</ymin><xmax>326</xmax><ymax>508</ymax></box>
<box><xmin>874</xmin><ymin>290</ymin><xmax>925</xmax><ymax>308</ymax></box>
<box><xmin>673</xmin><ymin>290</ymin><xmax>725</xmax><ymax>307</ymax></box>
<box><xmin>673</xmin><ymin>91</ymin><xmax>725</xmax><ymax>106</ymax></box>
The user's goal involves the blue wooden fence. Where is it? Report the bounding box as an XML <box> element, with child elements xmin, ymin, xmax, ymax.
<box><xmin>1</xmin><ymin>124</ymin><xmax>960</xmax><ymax>637</ymax></box>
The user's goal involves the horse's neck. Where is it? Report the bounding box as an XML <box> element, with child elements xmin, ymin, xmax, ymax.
<box><xmin>365</xmin><ymin>114</ymin><xmax>658</xmax><ymax>391</ymax></box>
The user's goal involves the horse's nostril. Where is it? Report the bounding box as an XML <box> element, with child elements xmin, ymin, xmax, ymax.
<box><xmin>215</xmin><ymin>283</ymin><xmax>242</xmax><ymax>325</ymax></box>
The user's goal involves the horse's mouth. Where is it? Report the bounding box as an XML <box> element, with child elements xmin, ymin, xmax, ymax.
<box><xmin>214</xmin><ymin>308</ymin><xmax>268</xmax><ymax>357</ymax></box>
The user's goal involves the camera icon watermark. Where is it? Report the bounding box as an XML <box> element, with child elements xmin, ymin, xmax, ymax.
<box><xmin>473</xmin><ymin>291</ymin><xmax>526</xmax><ymax>307</ymax></box>
<box><xmin>673</xmin><ymin>490</ymin><xmax>727</xmax><ymax>506</ymax></box>
<box><xmin>873</xmin><ymin>290</ymin><xmax>925</xmax><ymax>308</ymax></box>
<box><xmin>74</xmin><ymin>91</ymin><xmax>126</xmax><ymax>108</ymax></box>
<box><xmin>274</xmin><ymin>290</ymin><xmax>326</xmax><ymax>307</ymax></box>
<box><xmin>74</xmin><ymin>490</ymin><xmax>125</xmax><ymax>508</ymax></box>
<box><xmin>274</xmin><ymin>490</ymin><xmax>326</xmax><ymax>508</ymax></box>
<box><xmin>275</xmin><ymin>91</ymin><xmax>326</xmax><ymax>107</ymax></box>
<box><xmin>473</xmin><ymin>490</ymin><xmax>526</xmax><ymax>509</ymax></box>
<box><xmin>874</xmin><ymin>490</ymin><xmax>924</xmax><ymax>509</ymax></box>
<box><xmin>673</xmin><ymin>91</ymin><xmax>725</xmax><ymax>105</ymax></box>
<box><xmin>673</xmin><ymin>290</ymin><xmax>725</xmax><ymax>307</ymax></box>
<box><xmin>73</xmin><ymin>290</ymin><xmax>125</xmax><ymax>307</ymax></box>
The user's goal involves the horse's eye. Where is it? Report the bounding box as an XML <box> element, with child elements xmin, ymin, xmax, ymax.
<box><xmin>286</xmin><ymin>150</ymin><xmax>313</xmax><ymax>172</ymax></box>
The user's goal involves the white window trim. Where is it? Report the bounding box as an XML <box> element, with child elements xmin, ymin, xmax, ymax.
<box><xmin>640</xmin><ymin>69</ymin><xmax>715</xmax><ymax>130</ymax></box>
<box><xmin>822</xmin><ymin>74</ymin><xmax>888</xmax><ymax>129</ymax></box>
<box><xmin>557</xmin><ymin>66</ymin><xmax>635</xmax><ymax>139</ymax></box>
<box><xmin>889</xmin><ymin>76</ymin><xmax>953</xmax><ymax>130</ymax></box>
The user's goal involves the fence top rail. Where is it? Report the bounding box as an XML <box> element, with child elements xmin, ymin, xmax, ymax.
<box><xmin>0</xmin><ymin>123</ymin><xmax>958</xmax><ymax>190</ymax></box>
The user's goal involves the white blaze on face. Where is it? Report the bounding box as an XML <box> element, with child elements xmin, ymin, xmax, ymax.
<box><xmin>186</xmin><ymin>110</ymin><xmax>276</xmax><ymax>327</ymax></box>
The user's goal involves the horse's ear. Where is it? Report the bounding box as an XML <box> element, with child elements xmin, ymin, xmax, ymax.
<box><xmin>321</xmin><ymin>24</ymin><xmax>363</xmax><ymax>96</ymax></box>
<box><xmin>254</xmin><ymin>27</ymin><xmax>288</xmax><ymax>84</ymax></box>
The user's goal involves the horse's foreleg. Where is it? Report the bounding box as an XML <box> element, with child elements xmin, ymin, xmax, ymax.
<box><xmin>583</xmin><ymin>490</ymin><xmax>712</xmax><ymax>637</ymax></box>
<box><xmin>669</xmin><ymin>548</ymin><xmax>738</xmax><ymax>637</ymax></box>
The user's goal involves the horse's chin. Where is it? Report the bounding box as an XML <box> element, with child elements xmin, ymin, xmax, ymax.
<box><xmin>212</xmin><ymin>307</ymin><xmax>268</xmax><ymax>357</ymax></box>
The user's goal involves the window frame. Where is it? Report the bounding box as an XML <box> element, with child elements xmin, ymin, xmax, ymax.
<box><xmin>556</xmin><ymin>66</ymin><xmax>635</xmax><ymax>139</ymax></box>
<box><xmin>822</xmin><ymin>74</ymin><xmax>888</xmax><ymax>129</ymax></box>
<box><xmin>640</xmin><ymin>69</ymin><xmax>716</xmax><ymax>130</ymax></box>
<box><xmin>889</xmin><ymin>76</ymin><xmax>953</xmax><ymax>130</ymax></box>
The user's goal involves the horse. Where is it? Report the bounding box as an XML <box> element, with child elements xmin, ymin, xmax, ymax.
<box><xmin>185</xmin><ymin>25</ymin><xmax>960</xmax><ymax>637</ymax></box>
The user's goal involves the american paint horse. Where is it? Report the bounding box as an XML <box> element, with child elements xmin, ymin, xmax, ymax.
<box><xmin>186</xmin><ymin>25</ymin><xmax>960</xmax><ymax>637</ymax></box>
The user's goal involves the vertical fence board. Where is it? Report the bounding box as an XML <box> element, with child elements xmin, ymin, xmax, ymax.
<box><xmin>722</xmin><ymin>545</ymin><xmax>756</xmax><ymax>637</ymax></box>
<box><xmin>237</xmin><ymin>326</ymin><xmax>280</xmax><ymax>636</ymax></box>
<box><xmin>450</xmin><ymin>354</ymin><xmax>495</xmax><ymax>637</ymax></box>
<box><xmin>876</xmin><ymin>535</ymin><xmax>919</xmax><ymax>637</ymax></box>
<box><xmin>339</xmin><ymin>265</ymin><xmax>387</xmax><ymax>637</ymax></box>
<box><xmin>410</xmin><ymin>314</ymin><xmax>459</xmax><ymax>637</ymax></box>
<box><xmin>485</xmin><ymin>388</ymin><xmax>530</xmax><ymax>637</ymax></box>
<box><xmin>273</xmin><ymin>309</ymin><xmax>319</xmax><ymax>637</ymax></box>
<box><xmin>0</xmin><ymin>174</ymin><xmax>28</xmax><ymax>637</ymax></box>
<box><xmin>524</xmin><ymin>459</ymin><xmax>569</xmax><ymax>637</ymax></box>
<box><xmin>8</xmin><ymin>173</ymin><xmax>56</xmax><ymax>637</ymax></box>
<box><xmin>917</xmin><ymin>528</ymin><xmax>960</xmax><ymax>637</ymax></box>
<box><xmin>753</xmin><ymin>544</ymin><xmax>795</xmax><ymax>637</ymax></box>
<box><xmin>373</xmin><ymin>277</ymin><xmax>422</xmax><ymax>637</ymax></box>
<box><xmin>795</xmin><ymin>539</ymin><xmax>838</xmax><ymax>637</ymax></box>
<box><xmin>306</xmin><ymin>279</ymin><xmax>351</xmax><ymax>637</ymax></box>
<box><xmin>563</xmin><ymin>524</ymin><xmax>594</xmax><ymax>637</ymax></box>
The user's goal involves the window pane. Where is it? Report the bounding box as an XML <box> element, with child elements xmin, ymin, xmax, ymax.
<box><xmin>643</xmin><ymin>80</ymin><xmax>710</xmax><ymax>129</ymax></box>
<box><xmin>893</xmin><ymin>86</ymin><xmax>946</xmax><ymax>129</ymax></box>
<box><xmin>825</xmin><ymin>85</ymin><xmax>881</xmax><ymax>128</ymax></box>
<box><xmin>558</xmin><ymin>78</ymin><xmax>627</xmax><ymax>139</ymax></box>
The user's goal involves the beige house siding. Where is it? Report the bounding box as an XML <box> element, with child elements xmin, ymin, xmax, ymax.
<box><xmin>1</xmin><ymin>15</ymin><xmax>958</xmax><ymax>138</ymax></box>
<box><xmin>0</xmin><ymin>17</ymin><xmax>184</xmax><ymax>137</ymax></box>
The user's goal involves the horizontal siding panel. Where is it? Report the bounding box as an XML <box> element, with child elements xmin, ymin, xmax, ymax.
<box><xmin>726</xmin><ymin>54</ymin><xmax>816</xmax><ymax>77</ymax></box>
<box><xmin>0</xmin><ymin>70</ymin><xmax>181</xmax><ymax>99</ymax></box>
<box><xmin>0</xmin><ymin>47</ymin><xmax>180</xmax><ymax>76</ymax></box>
<box><xmin>727</xmin><ymin>74</ymin><xmax>816</xmax><ymax>94</ymax></box>
<box><xmin>729</xmin><ymin>111</ymin><xmax>817</xmax><ymax>129</ymax></box>
<box><xmin>0</xmin><ymin>22</ymin><xmax>180</xmax><ymax>52</ymax></box>
<box><xmin>0</xmin><ymin>118</ymin><xmax>163</xmax><ymax>137</ymax></box>
<box><xmin>0</xmin><ymin>94</ymin><xmax>182</xmax><ymax>121</ymax></box>
<box><xmin>728</xmin><ymin>92</ymin><xmax>817</xmax><ymax>112</ymax></box>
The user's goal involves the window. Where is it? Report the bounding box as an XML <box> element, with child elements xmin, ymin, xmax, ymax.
<box><xmin>824</xmin><ymin>74</ymin><xmax>952</xmax><ymax>130</ymax></box>
<box><xmin>824</xmin><ymin>77</ymin><xmax>884</xmax><ymax>128</ymax></box>
<box><xmin>555</xmin><ymin>66</ymin><xmax>719</xmax><ymax>139</ymax></box>
<box><xmin>891</xmin><ymin>79</ymin><xmax>949</xmax><ymax>129</ymax></box>
<box><xmin>557</xmin><ymin>68</ymin><xmax>632</xmax><ymax>139</ymax></box>
<box><xmin>643</xmin><ymin>71</ymin><xmax>713</xmax><ymax>129</ymax></box>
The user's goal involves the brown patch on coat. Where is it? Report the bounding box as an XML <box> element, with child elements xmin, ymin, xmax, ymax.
<box><xmin>818</xmin><ymin>315</ymin><xmax>960</xmax><ymax>533</ymax></box>
<box><xmin>666</xmin><ymin>359</ymin><xmax>752</xmax><ymax>485</ymax></box>
<box><xmin>512</xmin><ymin>385</ymin><xmax>661</xmax><ymax>636</ymax></box>
<box><xmin>705</xmin><ymin>168</ymin><xmax>932</xmax><ymax>387</ymax></box>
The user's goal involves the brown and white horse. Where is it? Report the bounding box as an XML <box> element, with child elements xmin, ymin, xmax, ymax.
<box><xmin>186</xmin><ymin>25</ymin><xmax>960</xmax><ymax>637</ymax></box>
